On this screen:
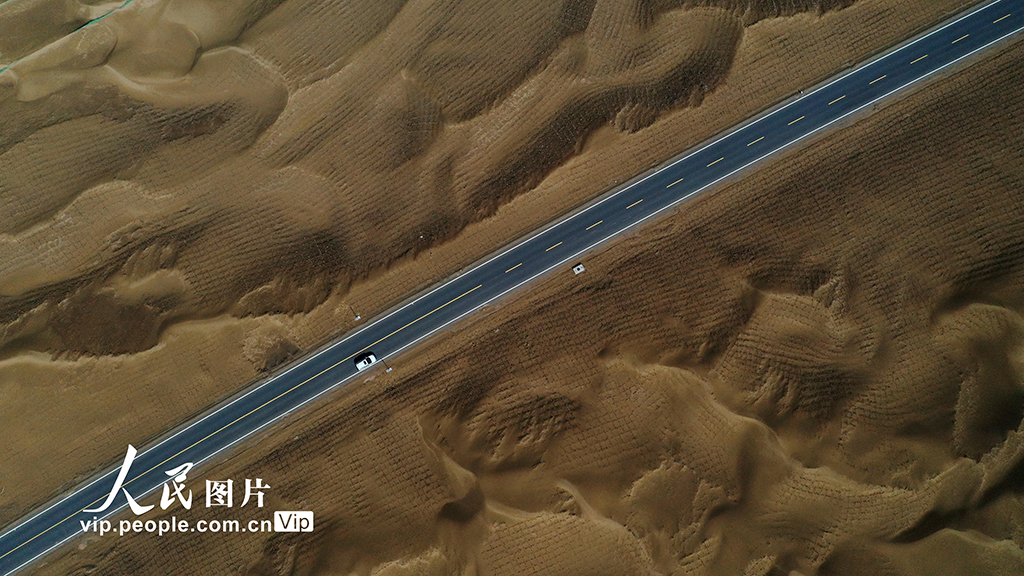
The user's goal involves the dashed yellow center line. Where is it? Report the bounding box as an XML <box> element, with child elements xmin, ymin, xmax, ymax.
<box><xmin>126</xmin><ymin>282</ymin><xmax>485</xmax><ymax>485</ymax></box>
<box><xmin>0</xmin><ymin>499</ymin><xmax>99</xmax><ymax>563</ymax></box>
<box><xmin>0</xmin><ymin>281</ymin><xmax>487</xmax><ymax>563</ymax></box>
<box><xmin>10</xmin><ymin>15</ymin><xmax>1006</xmax><ymax>557</ymax></box>
<box><xmin>5</xmin><ymin>14</ymin><xmax>1015</xmax><ymax>565</ymax></box>
<box><xmin>869</xmin><ymin>75</ymin><xmax>886</xmax><ymax>85</ymax></box>
<box><xmin>173</xmin><ymin>283</ymin><xmax>484</xmax><ymax>465</ymax></box>
<box><xmin>666</xmin><ymin>177</ymin><xmax>685</xmax><ymax>188</ymax></box>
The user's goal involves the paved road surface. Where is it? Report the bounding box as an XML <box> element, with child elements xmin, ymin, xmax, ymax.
<box><xmin>2</xmin><ymin>0</ymin><xmax>1023</xmax><ymax>572</ymax></box>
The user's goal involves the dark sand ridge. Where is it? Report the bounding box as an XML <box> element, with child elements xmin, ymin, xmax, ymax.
<box><xmin>0</xmin><ymin>0</ymin><xmax>976</xmax><ymax>528</ymax></box>
<box><xmin>33</xmin><ymin>33</ymin><xmax>1024</xmax><ymax>576</ymax></box>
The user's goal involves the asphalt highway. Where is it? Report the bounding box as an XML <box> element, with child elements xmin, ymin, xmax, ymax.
<box><xmin>2</xmin><ymin>0</ymin><xmax>1023</xmax><ymax>572</ymax></box>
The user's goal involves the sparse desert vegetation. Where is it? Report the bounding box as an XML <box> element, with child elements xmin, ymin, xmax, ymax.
<box><xmin>6</xmin><ymin>2</ymin><xmax>1023</xmax><ymax>575</ymax></box>
<box><xmin>26</xmin><ymin>10</ymin><xmax>1024</xmax><ymax>576</ymax></box>
<box><xmin>0</xmin><ymin>0</ymin><xmax>977</xmax><ymax>528</ymax></box>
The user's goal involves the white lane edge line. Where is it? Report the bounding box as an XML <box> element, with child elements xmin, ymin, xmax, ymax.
<box><xmin>0</xmin><ymin>0</ymin><xmax>1013</xmax><ymax>555</ymax></box>
<box><xmin>5</xmin><ymin>18</ymin><xmax>1023</xmax><ymax>570</ymax></box>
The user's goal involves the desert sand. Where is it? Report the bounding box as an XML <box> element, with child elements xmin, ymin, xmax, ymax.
<box><xmin>0</xmin><ymin>0</ymin><xmax>980</xmax><ymax>532</ymax></box>
<box><xmin>31</xmin><ymin>26</ymin><xmax>1024</xmax><ymax>576</ymax></box>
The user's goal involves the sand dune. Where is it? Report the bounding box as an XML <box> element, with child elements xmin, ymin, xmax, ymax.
<box><xmin>1</xmin><ymin>0</ymin><xmax>745</xmax><ymax>357</ymax></box>
<box><xmin>32</xmin><ymin>23</ymin><xmax>1024</xmax><ymax>576</ymax></box>
<box><xmin>0</xmin><ymin>0</ymin><xmax>985</xmax><ymax>556</ymax></box>
<box><xmin>0</xmin><ymin>0</ymin><xmax>937</xmax><ymax>360</ymax></box>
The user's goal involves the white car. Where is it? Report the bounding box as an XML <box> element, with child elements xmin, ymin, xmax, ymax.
<box><xmin>354</xmin><ymin>352</ymin><xmax>378</xmax><ymax>371</ymax></box>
